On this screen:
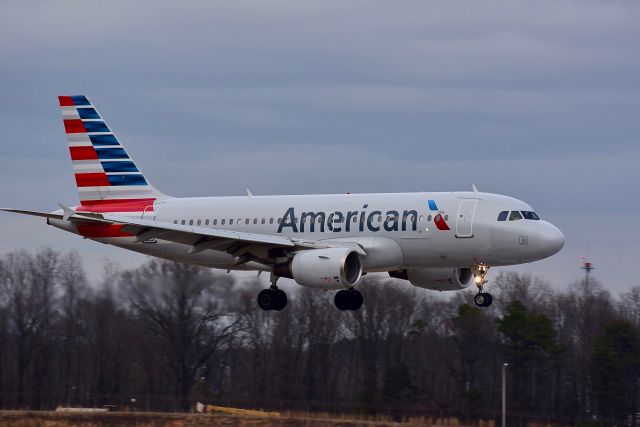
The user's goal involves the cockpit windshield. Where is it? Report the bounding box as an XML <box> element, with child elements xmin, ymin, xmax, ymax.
<box><xmin>497</xmin><ymin>210</ymin><xmax>541</xmax><ymax>221</ymax></box>
<box><xmin>521</xmin><ymin>211</ymin><xmax>540</xmax><ymax>220</ymax></box>
<box><xmin>509</xmin><ymin>211</ymin><xmax>522</xmax><ymax>221</ymax></box>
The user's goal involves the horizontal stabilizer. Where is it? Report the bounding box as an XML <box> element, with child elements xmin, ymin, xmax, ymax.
<box><xmin>1</xmin><ymin>208</ymin><xmax>64</xmax><ymax>220</ymax></box>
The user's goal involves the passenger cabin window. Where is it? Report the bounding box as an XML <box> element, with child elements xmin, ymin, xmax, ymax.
<box><xmin>261</xmin><ymin>218</ymin><xmax>266</xmax><ymax>224</ymax></box>
<box><xmin>181</xmin><ymin>220</ymin><xmax>186</xmax><ymax>225</ymax></box>
<box><xmin>197</xmin><ymin>219</ymin><xmax>201</xmax><ymax>226</ymax></box>
<box><xmin>221</xmin><ymin>219</ymin><xmax>225</xmax><ymax>225</ymax></box>
<box><xmin>189</xmin><ymin>219</ymin><xmax>194</xmax><ymax>225</ymax></box>
<box><xmin>497</xmin><ymin>211</ymin><xmax>508</xmax><ymax>221</ymax></box>
<box><xmin>173</xmin><ymin>220</ymin><xmax>178</xmax><ymax>224</ymax></box>
<box><xmin>213</xmin><ymin>219</ymin><xmax>217</xmax><ymax>225</ymax></box>
<box><xmin>521</xmin><ymin>211</ymin><xmax>540</xmax><ymax>220</ymax></box>
<box><xmin>254</xmin><ymin>218</ymin><xmax>258</xmax><ymax>224</ymax></box>
<box><xmin>509</xmin><ymin>211</ymin><xmax>523</xmax><ymax>221</ymax></box>
<box><xmin>229</xmin><ymin>219</ymin><xmax>234</xmax><ymax>225</ymax></box>
<box><xmin>270</xmin><ymin>218</ymin><xmax>274</xmax><ymax>224</ymax></box>
<box><xmin>205</xmin><ymin>219</ymin><xmax>209</xmax><ymax>225</ymax></box>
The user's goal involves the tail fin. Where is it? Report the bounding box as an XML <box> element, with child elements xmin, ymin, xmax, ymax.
<box><xmin>58</xmin><ymin>95</ymin><xmax>169</xmax><ymax>212</ymax></box>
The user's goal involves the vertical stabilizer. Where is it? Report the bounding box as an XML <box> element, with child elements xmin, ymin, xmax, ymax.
<box><xmin>58</xmin><ymin>95</ymin><xmax>169</xmax><ymax>212</ymax></box>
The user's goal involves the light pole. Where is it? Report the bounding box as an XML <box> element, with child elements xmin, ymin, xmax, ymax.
<box><xmin>581</xmin><ymin>256</ymin><xmax>593</xmax><ymax>291</ymax></box>
<box><xmin>502</xmin><ymin>363</ymin><xmax>509</xmax><ymax>427</ymax></box>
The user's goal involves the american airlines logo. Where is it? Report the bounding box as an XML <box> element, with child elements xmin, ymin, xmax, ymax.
<box><xmin>277</xmin><ymin>205</ymin><xmax>420</xmax><ymax>233</ymax></box>
<box><xmin>277</xmin><ymin>200</ymin><xmax>451</xmax><ymax>234</ymax></box>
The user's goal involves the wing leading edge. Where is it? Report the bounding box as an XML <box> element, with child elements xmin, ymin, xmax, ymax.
<box><xmin>0</xmin><ymin>207</ymin><xmax>343</xmax><ymax>266</ymax></box>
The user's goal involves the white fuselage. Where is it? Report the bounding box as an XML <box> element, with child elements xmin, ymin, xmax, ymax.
<box><xmin>53</xmin><ymin>191</ymin><xmax>565</xmax><ymax>273</ymax></box>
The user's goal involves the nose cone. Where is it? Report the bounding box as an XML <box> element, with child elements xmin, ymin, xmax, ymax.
<box><xmin>539</xmin><ymin>222</ymin><xmax>565</xmax><ymax>257</ymax></box>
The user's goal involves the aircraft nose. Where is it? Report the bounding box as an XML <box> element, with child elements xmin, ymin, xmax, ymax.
<box><xmin>539</xmin><ymin>222</ymin><xmax>565</xmax><ymax>256</ymax></box>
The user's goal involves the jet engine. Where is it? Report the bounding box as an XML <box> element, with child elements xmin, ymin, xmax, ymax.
<box><xmin>389</xmin><ymin>267</ymin><xmax>473</xmax><ymax>291</ymax></box>
<box><xmin>274</xmin><ymin>247</ymin><xmax>362</xmax><ymax>289</ymax></box>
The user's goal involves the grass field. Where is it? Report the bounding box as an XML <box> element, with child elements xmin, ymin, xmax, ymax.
<box><xmin>0</xmin><ymin>410</ymin><xmax>478</xmax><ymax>427</ymax></box>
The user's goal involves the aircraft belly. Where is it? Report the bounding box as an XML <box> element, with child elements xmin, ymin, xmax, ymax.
<box><xmin>399</xmin><ymin>236</ymin><xmax>432</xmax><ymax>267</ymax></box>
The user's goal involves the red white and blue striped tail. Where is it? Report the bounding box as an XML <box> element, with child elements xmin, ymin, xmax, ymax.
<box><xmin>59</xmin><ymin>95</ymin><xmax>169</xmax><ymax>213</ymax></box>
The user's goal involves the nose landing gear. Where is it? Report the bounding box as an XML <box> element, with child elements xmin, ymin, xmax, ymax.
<box><xmin>473</xmin><ymin>266</ymin><xmax>492</xmax><ymax>308</ymax></box>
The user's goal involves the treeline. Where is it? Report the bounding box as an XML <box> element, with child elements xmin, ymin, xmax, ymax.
<box><xmin>0</xmin><ymin>248</ymin><xmax>639</xmax><ymax>425</ymax></box>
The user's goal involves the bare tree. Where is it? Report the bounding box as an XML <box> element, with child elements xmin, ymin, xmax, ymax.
<box><xmin>124</xmin><ymin>260</ymin><xmax>238</xmax><ymax>411</ymax></box>
<box><xmin>0</xmin><ymin>249</ymin><xmax>62</xmax><ymax>408</ymax></box>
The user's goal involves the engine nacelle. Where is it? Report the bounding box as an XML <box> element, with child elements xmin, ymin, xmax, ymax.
<box><xmin>274</xmin><ymin>248</ymin><xmax>363</xmax><ymax>289</ymax></box>
<box><xmin>389</xmin><ymin>267</ymin><xmax>473</xmax><ymax>291</ymax></box>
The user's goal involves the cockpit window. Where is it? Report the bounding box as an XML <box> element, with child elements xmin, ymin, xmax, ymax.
<box><xmin>509</xmin><ymin>211</ymin><xmax>523</xmax><ymax>221</ymax></box>
<box><xmin>521</xmin><ymin>211</ymin><xmax>540</xmax><ymax>220</ymax></box>
<box><xmin>497</xmin><ymin>211</ymin><xmax>508</xmax><ymax>221</ymax></box>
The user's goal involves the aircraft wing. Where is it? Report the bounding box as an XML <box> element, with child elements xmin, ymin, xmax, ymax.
<box><xmin>1</xmin><ymin>208</ymin><xmax>346</xmax><ymax>265</ymax></box>
<box><xmin>101</xmin><ymin>213</ymin><xmax>295</xmax><ymax>250</ymax></box>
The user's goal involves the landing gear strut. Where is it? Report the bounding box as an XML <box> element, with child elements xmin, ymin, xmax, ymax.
<box><xmin>257</xmin><ymin>274</ymin><xmax>287</xmax><ymax>311</ymax></box>
<box><xmin>334</xmin><ymin>288</ymin><xmax>363</xmax><ymax>311</ymax></box>
<box><xmin>473</xmin><ymin>266</ymin><xmax>492</xmax><ymax>308</ymax></box>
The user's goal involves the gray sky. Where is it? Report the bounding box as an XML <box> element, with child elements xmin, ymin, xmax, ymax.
<box><xmin>1</xmin><ymin>0</ymin><xmax>639</xmax><ymax>292</ymax></box>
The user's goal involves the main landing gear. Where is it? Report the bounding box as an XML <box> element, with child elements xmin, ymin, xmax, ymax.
<box><xmin>256</xmin><ymin>275</ymin><xmax>364</xmax><ymax>312</ymax></box>
<box><xmin>473</xmin><ymin>266</ymin><xmax>493</xmax><ymax>308</ymax></box>
<box><xmin>257</xmin><ymin>274</ymin><xmax>287</xmax><ymax>311</ymax></box>
<box><xmin>334</xmin><ymin>288</ymin><xmax>363</xmax><ymax>311</ymax></box>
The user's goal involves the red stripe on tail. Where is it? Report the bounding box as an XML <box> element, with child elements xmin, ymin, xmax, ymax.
<box><xmin>58</xmin><ymin>96</ymin><xmax>74</xmax><ymax>106</ymax></box>
<box><xmin>69</xmin><ymin>146</ymin><xmax>98</xmax><ymax>160</ymax></box>
<box><xmin>75</xmin><ymin>173</ymin><xmax>110</xmax><ymax>187</ymax></box>
<box><xmin>63</xmin><ymin>119</ymin><xmax>86</xmax><ymax>134</ymax></box>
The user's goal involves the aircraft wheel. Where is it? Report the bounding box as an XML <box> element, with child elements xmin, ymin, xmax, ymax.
<box><xmin>335</xmin><ymin>289</ymin><xmax>363</xmax><ymax>311</ymax></box>
<box><xmin>273</xmin><ymin>289</ymin><xmax>288</xmax><ymax>311</ymax></box>
<box><xmin>257</xmin><ymin>288</ymin><xmax>288</xmax><ymax>311</ymax></box>
<box><xmin>474</xmin><ymin>292</ymin><xmax>487</xmax><ymax>307</ymax></box>
<box><xmin>483</xmin><ymin>292</ymin><xmax>493</xmax><ymax>307</ymax></box>
<box><xmin>334</xmin><ymin>290</ymin><xmax>350</xmax><ymax>311</ymax></box>
<box><xmin>349</xmin><ymin>289</ymin><xmax>363</xmax><ymax>310</ymax></box>
<box><xmin>474</xmin><ymin>292</ymin><xmax>493</xmax><ymax>308</ymax></box>
<box><xmin>257</xmin><ymin>289</ymin><xmax>274</xmax><ymax>310</ymax></box>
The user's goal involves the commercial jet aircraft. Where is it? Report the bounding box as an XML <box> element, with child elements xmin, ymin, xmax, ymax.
<box><xmin>1</xmin><ymin>96</ymin><xmax>565</xmax><ymax>311</ymax></box>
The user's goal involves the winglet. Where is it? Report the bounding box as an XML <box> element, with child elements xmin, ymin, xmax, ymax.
<box><xmin>58</xmin><ymin>203</ymin><xmax>76</xmax><ymax>221</ymax></box>
<box><xmin>472</xmin><ymin>184</ymin><xmax>479</xmax><ymax>193</ymax></box>
<box><xmin>246</xmin><ymin>188</ymin><xmax>253</xmax><ymax>197</ymax></box>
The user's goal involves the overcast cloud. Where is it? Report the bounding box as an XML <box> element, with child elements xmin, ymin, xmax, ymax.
<box><xmin>1</xmin><ymin>0</ymin><xmax>639</xmax><ymax>291</ymax></box>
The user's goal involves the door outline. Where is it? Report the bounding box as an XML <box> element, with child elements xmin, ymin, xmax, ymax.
<box><xmin>455</xmin><ymin>199</ymin><xmax>478</xmax><ymax>238</ymax></box>
<box><xmin>141</xmin><ymin>204</ymin><xmax>156</xmax><ymax>221</ymax></box>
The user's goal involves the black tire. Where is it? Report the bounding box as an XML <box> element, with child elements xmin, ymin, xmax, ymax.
<box><xmin>257</xmin><ymin>289</ymin><xmax>274</xmax><ymax>310</ymax></box>
<box><xmin>273</xmin><ymin>289</ymin><xmax>287</xmax><ymax>311</ymax></box>
<box><xmin>483</xmin><ymin>292</ymin><xmax>493</xmax><ymax>307</ymax></box>
<box><xmin>474</xmin><ymin>293</ymin><xmax>486</xmax><ymax>307</ymax></box>
<box><xmin>334</xmin><ymin>290</ymin><xmax>349</xmax><ymax>311</ymax></box>
<box><xmin>349</xmin><ymin>289</ymin><xmax>363</xmax><ymax>311</ymax></box>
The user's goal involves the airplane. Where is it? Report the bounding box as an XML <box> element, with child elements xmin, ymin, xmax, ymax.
<box><xmin>1</xmin><ymin>96</ymin><xmax>565</xmax><ymax>311</ymax></box>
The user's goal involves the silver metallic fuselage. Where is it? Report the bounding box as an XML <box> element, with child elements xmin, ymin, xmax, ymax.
<box><xmin>50</xmin><ymin>191</ymin><xmax>565</xmax><ymax>273</ymax></box>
